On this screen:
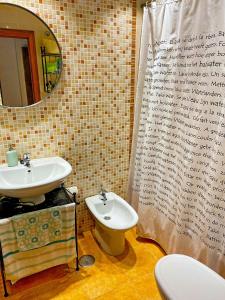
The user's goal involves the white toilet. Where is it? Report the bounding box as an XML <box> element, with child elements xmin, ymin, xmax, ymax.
<box><xmin>155</xmin><ymin>254</ymin><xmax>225</xmax><ymax>300</ymax></box>
<box><xmin>85</xmin><ymin>192</ymin><xmax>138</xmax><ymax>256</ymax></box>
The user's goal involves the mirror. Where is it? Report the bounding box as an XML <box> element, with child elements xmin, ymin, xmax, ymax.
<box><xmin>0</xmin><ymin>3</ymin><xmax>62</xmax><ymax>107</ymax></box>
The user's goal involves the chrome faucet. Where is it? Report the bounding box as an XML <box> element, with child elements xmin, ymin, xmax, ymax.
<box><xmin>100</xmin><ymin>185</ymin><xmax>107</xmax><ymax>202</ymax></box>
<box><xmin>20</xmin><ymin>153</ymin><xmax>31</xmax><ymax>168</ymax></box>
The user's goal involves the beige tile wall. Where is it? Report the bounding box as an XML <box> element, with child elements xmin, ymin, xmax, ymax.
<box><xmin>0</xmin><ymin>0</ymin><xmax>136</xmax><ymax>232</ymax></box>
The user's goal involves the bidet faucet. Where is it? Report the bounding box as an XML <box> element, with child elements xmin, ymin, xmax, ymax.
<box><xmin>100</xmin><ymin>185</ymin><xmax>107</xmax><ymax>202</ymax></box>
<box><xmin>20</xmin><ymin>153</ymin><xmax>31</xmax><ymax>168</ymax></box>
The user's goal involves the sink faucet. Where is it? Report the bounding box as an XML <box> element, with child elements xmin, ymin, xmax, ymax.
<box><xmin>20</xmin><ymin>153</ymin><xmax>31</xmax><ymax>168</ymax></box>
<box><xmin>100</xmin><ymin>185</ymin><xmax>107</xmax><ymax>202</ymax></box>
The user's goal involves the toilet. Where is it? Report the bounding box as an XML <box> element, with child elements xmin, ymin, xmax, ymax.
<box><xmin>155</xmin><ymin>254</ymin><xmax>225</xmax><ymax>300</ymax></box>
<box><xmin>85</xmin><ymin>192</ymin><xmax>138</xmax><ymax>256</ymax></box>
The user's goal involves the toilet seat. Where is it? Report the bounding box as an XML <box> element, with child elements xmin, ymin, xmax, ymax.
<box><xmin>155</xmin><ymin>254</ymin><xmax>225</xmax><ymax>300</ymax></box>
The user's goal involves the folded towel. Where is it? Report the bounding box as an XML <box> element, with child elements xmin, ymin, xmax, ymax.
<box><xmin>12</xmin><ymin>207</ymin><xmax>62</xmax><ymax>251</ymax></box>
<box><xmin>0</xmin><ymin>203</ymin><xmax>76</xmax><ymax>283</ymax></box>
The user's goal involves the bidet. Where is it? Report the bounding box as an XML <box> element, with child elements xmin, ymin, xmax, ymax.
<box><xmin>85</xmin><ymin>192</ymin><xmax>138</xmax><ymax>255</ymax></box>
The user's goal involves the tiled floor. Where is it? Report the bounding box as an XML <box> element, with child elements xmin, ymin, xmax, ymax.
<box><xmin>4</xmin><ymin>229</ymin><xmax>165</xmax><ymax>299</ymax></box>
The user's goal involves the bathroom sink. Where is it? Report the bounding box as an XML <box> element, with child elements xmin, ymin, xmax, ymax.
<box><xmin>0</xmin><ymin>157</ymin><xmax>72</xmax><ymax>203</ymax></box>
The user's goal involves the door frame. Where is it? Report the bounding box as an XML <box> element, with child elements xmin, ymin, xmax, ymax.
<box><xmin>0</xmin><ymin>28</ymin><xmax>40</xmax><ymax>102</ymax></box>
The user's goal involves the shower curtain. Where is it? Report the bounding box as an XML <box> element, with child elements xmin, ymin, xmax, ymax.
<box><xmin>129</xmin><ymin>0</ymin><xmax>225</xmax><ymax>277</ymax></box>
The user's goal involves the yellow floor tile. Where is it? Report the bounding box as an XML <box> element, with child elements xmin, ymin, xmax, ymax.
<box><xmin>95</xmin><ymin>274</ymin><xmax>161</xmax><ymax>300</ymax></box>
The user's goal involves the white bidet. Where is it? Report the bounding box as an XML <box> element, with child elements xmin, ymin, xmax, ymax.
<box><xmin>85</xmin><ymin>192</ymin><xmax>138</xmax><ymax>256</ymax></box>
<box><xmin>155</xmin><ymin>254</ymin><xmax>225</xmax><ymax>300</ymax></box>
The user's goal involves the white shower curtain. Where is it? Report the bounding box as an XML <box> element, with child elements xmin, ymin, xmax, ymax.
<box><xmin>129</xmin><ymin>0</ymin><xmax>225</xmax><ymax>277</ymax></box>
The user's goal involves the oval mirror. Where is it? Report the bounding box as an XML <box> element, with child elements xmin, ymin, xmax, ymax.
<box><xmin>0</xmin><ymin>3</ymin><xmax>62</xmax><ymax>107</ymax></box>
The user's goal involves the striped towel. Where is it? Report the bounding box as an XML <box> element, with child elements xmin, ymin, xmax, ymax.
<box><xmin>0</xmin><ymin>203</ymin><xmax>76</xmax><ymax>283</ymax></box>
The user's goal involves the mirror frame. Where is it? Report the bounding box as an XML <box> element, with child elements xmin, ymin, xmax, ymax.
<box><xmin>0</xmin><ymin>2</ymin><xmax>62</xmax><ymax>108</ymax></box>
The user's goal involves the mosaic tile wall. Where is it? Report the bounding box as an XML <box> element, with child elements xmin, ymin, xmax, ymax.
<box><xmin>0</xmin><ymin>0</ymin><xmax>136</xmax><ymax>232</ymax></box>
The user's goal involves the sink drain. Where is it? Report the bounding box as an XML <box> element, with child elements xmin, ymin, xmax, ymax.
<box><xmin>104</xmin><ymin>216</ymin><xmax>111</xmax><ymax>220</ymax></box>
<box><xmin>79</xmin><ymin>255</ymin><xmax>95</xmax><ymax>267</ymax></box>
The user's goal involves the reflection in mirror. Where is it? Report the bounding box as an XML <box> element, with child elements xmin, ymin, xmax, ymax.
<box><xmin>0</xmin><ymin>37</ymin><xmax>30</xmax><ymax>107</ymax></box>
<box><xmin>0</xmin><ymin>4</ymin><xmax>62</xmax><ymax>108</ymax></box>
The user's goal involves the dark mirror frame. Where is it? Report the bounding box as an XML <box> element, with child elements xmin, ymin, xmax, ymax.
<box><xmin>0</xmin><ymin>2</ymin><xmax>62</xmax><ymax>108</ymax></box>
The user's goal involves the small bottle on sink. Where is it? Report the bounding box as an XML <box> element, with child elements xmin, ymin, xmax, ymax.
<box><xmin>6</xmin><ymin>145</ymin><xmax>18</xmax><ymax>167</ymax></box>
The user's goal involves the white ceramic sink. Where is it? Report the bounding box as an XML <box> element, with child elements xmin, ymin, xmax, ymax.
<box><xmin>0</xmin><ymin>157</ymin><xmax>72</xmax><ymax>203</ymax></box>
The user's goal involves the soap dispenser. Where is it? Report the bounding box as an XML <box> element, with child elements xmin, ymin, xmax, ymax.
<box><xmin>6</xmin><ymin>145</ymin><xmax>18</xmax><ymax>167</ymax></box>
